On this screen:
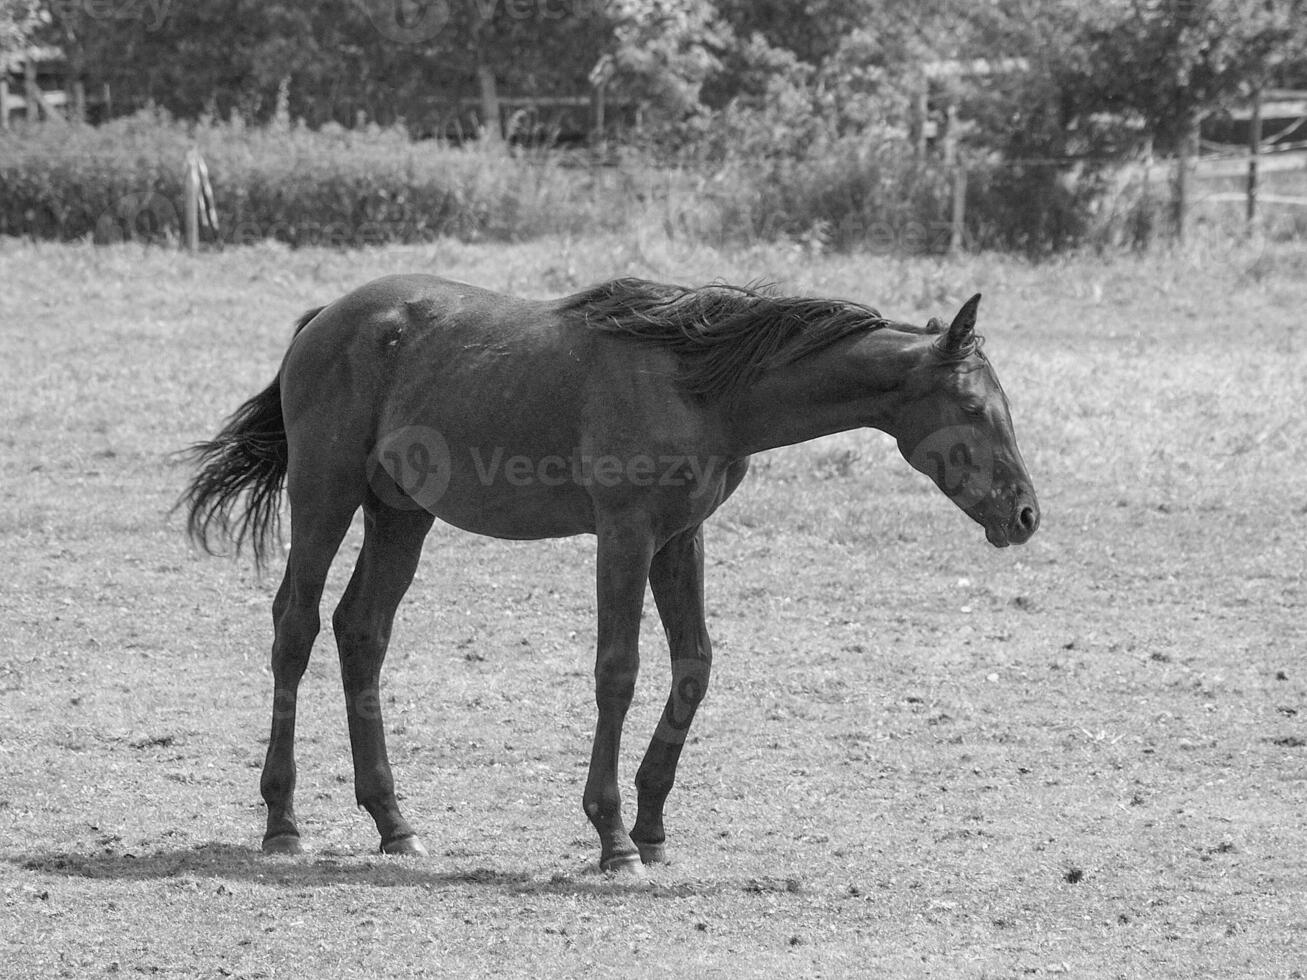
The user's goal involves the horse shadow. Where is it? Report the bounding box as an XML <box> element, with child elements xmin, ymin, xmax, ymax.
<box><xmin>6</xmin><ymin>842</ymin><xmax>742</xmax><ymax>897</ymax></box>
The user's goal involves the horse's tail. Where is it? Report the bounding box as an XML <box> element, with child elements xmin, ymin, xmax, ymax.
<box><xmin>179</xmin><ymin>307</ymin><xmax>325</xmax><ymax>568</ymax></box>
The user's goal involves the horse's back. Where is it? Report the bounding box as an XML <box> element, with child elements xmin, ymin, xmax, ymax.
<box><xmin>279</xmin><ymin>274</ymin><xmax>569</xmax><ymax>416</ymax></box>
<box><xmin>289</xmin><ymin>274</ymin><xmax>554</xmax><ymax>360</ymax></box>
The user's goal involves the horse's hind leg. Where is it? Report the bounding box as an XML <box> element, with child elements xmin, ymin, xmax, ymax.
<box><xmin>261</xmin><ymin>489</ymin><xmax>358</xmax><ymax>855</ymax></box>
<box><xmin>332</xmin><ymin>493</ymin><xmax>434</xmax><ymax>855</ymax></box>
<box><xmin>631</xmin><ymin>525</ymin><xmax>712</xmax><ymax>865</ymax></box>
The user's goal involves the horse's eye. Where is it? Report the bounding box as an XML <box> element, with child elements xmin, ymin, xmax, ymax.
<box><xmin>963</xmin><ymin>403</ymin><xmax>985</xmax><ymax>418</ymax></box>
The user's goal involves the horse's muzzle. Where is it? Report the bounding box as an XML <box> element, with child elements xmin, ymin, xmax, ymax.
<box><xmin>985</xmin><ymin>497</ymin><xmax>1040</xmax><ymax>548</ymax></box>
<box><xmin>1010</xmin><ymin>501</ymin><xmax>1040</xmax><ymax>543</ymax></box>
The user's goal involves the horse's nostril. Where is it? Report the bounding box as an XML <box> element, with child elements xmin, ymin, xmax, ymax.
<box><xmin>1017</xmin><ymin>506</ymin><xmax>1038</xmax><ymax>533</ymax></box>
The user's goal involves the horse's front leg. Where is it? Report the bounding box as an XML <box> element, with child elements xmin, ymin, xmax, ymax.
<box><xmin>583</xmin><ymin>514</ymin><xmax>655</xmax><ymax>874</ymax></box>
<box><xmin>630</xmin><ymin>525</ymin><xmax>712</xmax><ymax>865</ymax></box>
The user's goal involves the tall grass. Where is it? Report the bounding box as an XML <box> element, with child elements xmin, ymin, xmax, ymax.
<box><xmin>0</xmin><ymin>111</ymin><xmax>636</xmax><ymax>246</ymax></box>
<box><xmin>2</xmin><ymin>111</ymin><xmax>1303</xmax><ymax>254</ymax></box>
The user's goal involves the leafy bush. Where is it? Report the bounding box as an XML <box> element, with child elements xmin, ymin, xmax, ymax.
<box><xmin>746</xmin><ymin>142</ymin><xmax>953</xmax><ymax>253</ymax></box>
<box><xmin>691</xmin><ymin>63</ymin><xmax>954</xmax><ymax>255</ymax></box>
<box><xmin>963</xmin><ymin>160</ymin><xmax>1106</xmax><ymax>256</ymax></box>
<box><xmin>692</xmin><ymin>50</ymin><xmax>1108</xmax><ymax>257</ymax></box>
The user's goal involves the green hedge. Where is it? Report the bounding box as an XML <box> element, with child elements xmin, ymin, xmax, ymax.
<box><xmin>0</xmin><ymin>111</ymin><xmax>626</xmax><ymax>246</ymax></box>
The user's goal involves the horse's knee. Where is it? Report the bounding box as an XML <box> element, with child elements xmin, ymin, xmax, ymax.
<box><xmin>333</xmin><ymin>611</ymin><xmax>388</xmax><ymax>669</ymax></box>
<box><xmin>594</xmin><ymin>653</ymin><xmax>638</xmax><ymax>708</ymax></box>
<box><xmin>271</xmin><ymin>620</ymin><xmax>317</xmax><ymax>686</ymax></box>
<box><xmin>672</xmin><ymin>657</ymin><xmax>710</xmax><ymax>708</ymax></box>
<box><xmin>635</xmin><ymin>763</ymin><xmax>675</xmax><ymax>799</ymax></box>
<box><xmin>274</xmin><ymin>587</ymin><xmax>320</xmax><ymax>636</ymax></box>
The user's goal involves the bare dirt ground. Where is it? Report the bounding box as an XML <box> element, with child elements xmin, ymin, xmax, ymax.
<box><xmin>1</xmin><ymin>235</ymin><xmax>1304</xmax><ymax>978</ymax></box>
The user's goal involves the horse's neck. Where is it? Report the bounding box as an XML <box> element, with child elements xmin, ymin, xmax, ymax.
<box><xmin>727</xmin><ymin>330</ymin><xmax>925</xmax><ymax>456</ymax></box>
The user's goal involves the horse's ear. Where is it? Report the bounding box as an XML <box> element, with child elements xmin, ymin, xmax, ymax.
<box><xmin>926</xmin><ymin>316</ymin><xmax>945</xmax><ymax>334</ymax></box>
<box><xmin>938</xmin><ymin>293</ymin><xmax>981</xmax><ymax>355</ymax></box>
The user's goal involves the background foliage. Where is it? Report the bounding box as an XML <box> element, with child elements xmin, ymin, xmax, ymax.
<box><xmin>2</xmin><ymin>0</ymin><xmax>1306</xmax><ymax>253</ymax></box>
<box><xmin>0</xmin><ymin>111</ymin><xmax>640</xmax><ymax>244</ymax></box>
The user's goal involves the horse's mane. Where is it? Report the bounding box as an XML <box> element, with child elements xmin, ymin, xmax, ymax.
<box><xmin>561</xmin><ymin>277</ymin><xmax>892</xmax><ymax>400</ymax></box>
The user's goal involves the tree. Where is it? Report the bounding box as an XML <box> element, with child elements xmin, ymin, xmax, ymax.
<box><xmin>1077</xmin><ymin>0</ymin><xmax>1305</xmax><ymax>146</ymax></box>
<box><xmin>20</xmin><ymin>0</ymin><xmax>619</xmax><ymax>133</ymax></box>
<box><xmin>606</xmin><ymin>0</ymin><xmax>724</xmax><ymax>130</ymax></box>
<box><xmin>1069</xmin><ymin>0</ymin><xmax>1307</xmax><ymax>237</ymax></box>
<box><xmin>712</xmin><ymin>0</ymin><xmax>880</xmax><ymax>73</ymax></box>
<box><xmin>1</xmin><ymin>1</ymin><xmax>44</xmax><ymax>55</ymax></box>
<box><xmin>423</xmin><ymin>0</ymin><xmax>611</xmax><ymax>140</ymax></box>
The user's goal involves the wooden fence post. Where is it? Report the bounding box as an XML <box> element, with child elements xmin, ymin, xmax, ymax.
<box><xmin>1137</xmin><ymin>135</ymin><xmax>1153</xmax><ymax>238</ymax></box>
<box><xmin>1174</xmin><ymin>140</ymin><xmax>1188</xmax><ymax>242</ymax></box>
<box><xmin>184</xmin><ymin>148</ymin><xmax>200</xmax><ymax>253</ymax></box>
<box><xmin>588</xmin><ymin>54</ymin><xmax>613</xmax><ymax>155</ymax></box>
<box><xmin>70</xmin><ymin>79</ymin><xmax>85</xmax><ymax>124</ymax></box>
<box><xmin>23</xmin><ymin>57</ymin><xmax>40</xmax><ymax>121</ymax></box>
<box><xmin>950</xmin><ymin>163</ymin><xmax>967</xmax><ymax>254</ymax></box>
<box><xmin>912</xmin><ymin>82</ymin><xmax>928</xmax><ymax>161</ymax></box>
<box><xmin>940</xmin><ymin>95</ymin><xmax>967</xmax><ymax>254</ymax></box>
<box><xmin>183</xmin><ymin>147</ymin><xmax>218</xmax><ymax>251</ymax></box>
<box><xmin>1247</xmin><ymin>88</ymin><xmax>1262</xmax><ymax>225</ymax></box>
<box><xmin>1174</xmin><ymin>113</ymin><xmax>1199</xmax><ymax>242</ymax></box>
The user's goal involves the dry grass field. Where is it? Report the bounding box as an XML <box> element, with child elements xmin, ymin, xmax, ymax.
<box><xmin>1</xmin><ymin>232</ymin><xmax>1305</xmax><ymax>978</ymax></box>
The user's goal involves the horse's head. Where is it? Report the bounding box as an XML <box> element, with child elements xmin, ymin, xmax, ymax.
<box><xmin>890</xmin><ymin>294</ymin><xmax>1039</xmax><ymax>548</ymax></box>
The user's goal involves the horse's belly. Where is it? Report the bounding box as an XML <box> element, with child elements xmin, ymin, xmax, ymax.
<box><xmin>427</xmin><ymin>468</ymin><xmax>596</xmax><ymax>540</ymax></box>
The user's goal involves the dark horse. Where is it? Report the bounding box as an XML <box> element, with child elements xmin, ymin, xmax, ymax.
<box><xmin>182</xmin><ymin>275</ymin><xmax>1039</xmax><ymax>873</ymax></box>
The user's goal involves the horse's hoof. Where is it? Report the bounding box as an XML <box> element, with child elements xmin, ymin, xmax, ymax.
<box><xmin>600</xmin><ymin>851</ymin><xmax>647</xmax><ymax>876</ymax></box>
<box><xmin>380</xmin><ymin>835</ymin><xmax>429</xmax><ymax>857</ymax></box>
<box><xmin>635</xmin><ymin>840</ymin><xmax>667</xmax><ymax>865</ymax></box>
<box><xmin>262</xmin><ymin>834</ymin><xmax>304</xmax><ymax>856</ymax></box>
